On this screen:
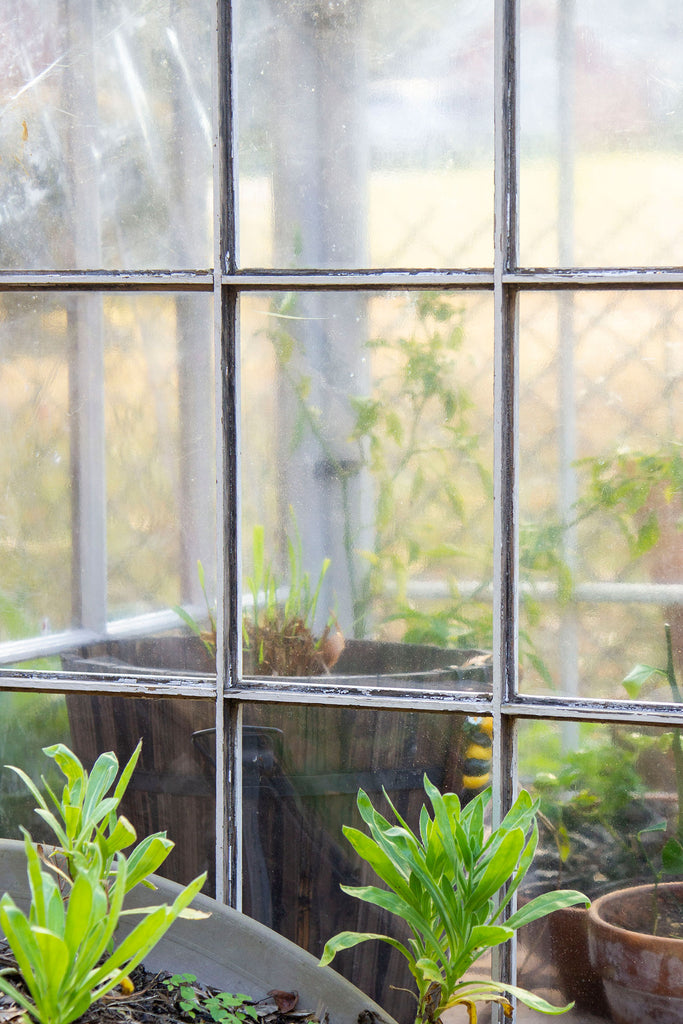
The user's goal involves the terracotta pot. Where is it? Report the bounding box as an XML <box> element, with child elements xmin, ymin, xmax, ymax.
<box><xmin>587</xmin><ymin>881</ymin><xmax>683</xmax><ymax>1024</ymax></box>
<box><xmin>547</xmin><ymin>905</ymin><xmax>610</xmax><ymax>1016</ymax></box>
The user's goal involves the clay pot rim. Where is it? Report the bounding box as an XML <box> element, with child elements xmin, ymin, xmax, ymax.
<box><xmin>588</xmin><ymin>880</ymin><xmax>683</xmax><ymax>949</ymax></box>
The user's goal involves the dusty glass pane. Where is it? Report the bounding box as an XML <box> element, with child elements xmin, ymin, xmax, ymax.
<box><xmin>0</xmin><ymin>295</ymin><xmax>73</xmax><ymax>638</ymax></box>
<box><xmin>0</xmin><ymin>692</ymin><xmax>215</xmax><ymax>892</ymax></box>
<box><xmin>519</xmin><ymin>290</ymin><xmax>683</xmax><ymax>698</ymax></box>
<box><xmin>240</xmin><ymin>290</ymin><xmax>494</xmax><ymax>689</ymax></box>
<box><xmin>0</xmin><ymin>0</ymin><xmax>212</xmax><ymax>270</ymax></box>
<box><xmin>238</xmin><ymin>0</ymin><xmax>494</xmax><ymax>269</ymax></box>
<box><xmin>520</xmin><ymin>0</ymin><xmax>683</xmax><ymax>268</ymax></box>
<box><xmin>105</xmin><ymin>294</ymin><xmax>215</xmax><ymax>622</ymax></box>
<box><xmin>0</xmin><ymin>292</ymin><xmax>214</xmax><ymax>664</ymax></box>
<box><xmin>519</xmin><ymin>718</ymin><xmax>682</xmax><ymax>1024</ymax></box>
<box><xmin>242</xmin><ymin>703</ymin><xmax>493</xmax><ymax>1019</ymax></box>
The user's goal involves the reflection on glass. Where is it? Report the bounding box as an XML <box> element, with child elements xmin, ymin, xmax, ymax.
<box><xmin>242</xmin><ymin>703</ymin><xmax>492</xmax><ymax>1019</ymax></box>
<box><xmin>0</xmin><ymin>1</ymin><xmax>212</xmax><ymax>270</ymax></box>
<box><xmin>0</xmin><ymin>292</ymin><xmax>214</xmax><ymax>668</ymax></box>
<box><xmin>519</xmin><ymin>290</ymin><xmax>683</xmax><ymax>698</ymax></box>
<box><xmin>519</xmin><ymin>718</ymin><xmax>682</xmax><ymax>1022</ymax></box>
<box><xmin>241</xmin><ymin>291</ymin><xmax>494</xmax><ymax>688</ymax></box>
<box><xmin>0</xmin><ymin>692</ymin><xmax>216</xmax><ymax>894</ymax></box>
<box><xmin>0</xmin><ymin>692</ymin><xmax>70</xmax><ymax>841</ymax></box>
<box><xmin>238</xmin><ymin>0</ymin><xmax>494</xmax><ymax>268</ymax></box>
<box><xmin>520</xmin><ymin>0</ymin><xmax>683</xmax><ymax>267</ymax></box>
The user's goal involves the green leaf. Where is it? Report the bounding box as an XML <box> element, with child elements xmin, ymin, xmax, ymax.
<box><xmin>5</xmin><ymin>765</ymin><xmax>49</xmax><ymax>811</ymax></box>
<box><xmin>662</xmin><ymin>838</ymin><xmax>683</xmax><ymax>874</ymax></box>
<box><xmin>319</xmin><ymin>930</ymin><xmax>413</xmax><ymax>968</ymax></box>
<box><xmin>470</xmin><ymin>829</ymin><xmax>525</xmax><ymax>909</ymax></box>
<box><xmin>506</xmin><ymin>890</ymin><xmax>589</xmax><ymax>931</ymax></box>
<box><xmin>622</xmin><ymin>663</ymin><xmax>664</xmax><ymax>698</ymax></box>
<box><xmin>124</xmin><ymin>833</ymin><xmax>174</xmax><ymax>892</ymax></box>
<box><xmin>413</xmin><ymin>957</ymin><xmax>444</xmax><ymax>986</ymax></box>
<box><xmin>104</xmin><ymin>814</ymin><xmax>137</xmax><ymax>856</ymax></box>
<box><xmin>341</xmin><ymin>825</ymin><xmax>411</xmax><ymax>897</ymax></box>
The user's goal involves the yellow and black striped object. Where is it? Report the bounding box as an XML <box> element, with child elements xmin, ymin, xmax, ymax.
<box><xmin>461</xmin><ymin>715</ymin><xmax>493</xmax><ymax>803</ymax></box>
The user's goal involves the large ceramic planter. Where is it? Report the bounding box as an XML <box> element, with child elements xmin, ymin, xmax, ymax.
<box><xmin>587</xmin><ymin>881</ymin><xmax>683</xmax><ymax>1024</ymax></box>
<box><xmin>0</xmin><ymin>839</ymin><xmax>395</xmax><ymax>1024</ymax></box>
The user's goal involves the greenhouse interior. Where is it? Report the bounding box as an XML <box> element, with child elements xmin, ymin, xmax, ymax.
<box><xmin>1</xmin><ymin>2</ymin><xmax>682</xmax><ymax>1023</ymax></box>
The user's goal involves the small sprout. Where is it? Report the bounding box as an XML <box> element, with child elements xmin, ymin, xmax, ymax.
<box><xmin>163</xmin><ymin>974</ymin><xmax>257</xmax><ymax>1024</ymax></box>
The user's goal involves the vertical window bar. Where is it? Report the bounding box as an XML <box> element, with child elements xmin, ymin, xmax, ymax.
<box><xmin>65</xmin><ymin>0</ymin><xmax>106</xmax><ymax>634</ymax></box>
<box><xmin>492</xmin><ymin>0</ymin><xmax>519</xmax><ymax>1009</ymax></box>
<box><xmin>213</xmin><ymin>0</ymin><xmax>241</xmax><ymax>907</ymax></box>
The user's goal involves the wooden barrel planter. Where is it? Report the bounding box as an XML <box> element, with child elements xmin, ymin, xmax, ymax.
<box><xmin>63</xmin><ymin>636</ymin><xmax>492</xmax><ymax>1020</ymax></box>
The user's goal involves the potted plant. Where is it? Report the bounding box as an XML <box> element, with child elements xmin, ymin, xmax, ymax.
<box><xmin>585</xmin><ymin>624</ymin><xmax>683</xmax><ymax>1024</ymax></box>
<box><xmin>320</xmin><ymin>776</ymin><xmax>589</xmax><ymax>1024</ymax></box>
<box><xmin>0</xmin><ymin>742</ymin><xmax>393</xmax><ymax>1024</ymax></box>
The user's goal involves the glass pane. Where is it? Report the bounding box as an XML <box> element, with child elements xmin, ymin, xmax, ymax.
<box><xmin>0</xmin><ymin>292</ymin><xmax>215</xmax><ymax>666</ymax></box>
<box><xmin>241</xmin><ymin>290</ymin><xmax>494</xmax><ymax>689</ymax></box>
<box><xmin>238</xmin><ymin>0</ymin><xmax>494</xmax><ymax>269</ymax></box>
<box><xmin>242</xmin><ymin>703</ymin><xmax>493</xmax><ymax>1019</ymax></box>
<box><xmin>520</xmin><ymin>718</ymin><xmax>681</xmax><ymax>1023</ymax></box>
<box><xmin>519</xmin><ymin>290</ymin><xmax>682</xmax><ymax>699</ymax></box>
<box><xmin>0</xmin><ymin>296</ymin><xmax>73</xmax><ymax>638</ymax></box>
<box><xmin>0</xmin><ymin>692</ymin><xmax>216</xmax><ymax>893</ymax></box>
<box><xmin>0</xmin><ymin>0</ymin><xmax>212</xmax><ymax>270</ymax></box>
<box><xmin>520</xmin><ymin>0</ymin><xmax>683</xmax><ymax>267</ymax></box>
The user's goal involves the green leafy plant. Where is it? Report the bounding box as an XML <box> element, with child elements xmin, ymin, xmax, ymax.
<box><xmin>176</xmin><ymin>517</ymin><xmax>342</xmax><ymax>676</ymax></box>
<box><xmin>4</xmin><ymin>741</ymin><xmax>172</xmax><ymax>891</ymax></box>
<box><xmin>320</xmin><ymin>777</ymin><xmax>588</xmax><ymax>1024</ymax></box>
<box><xmin>163</xmin><ymin>973</ymin><xmax>258</xmax><ymax>1024</ymax></box>
<box><xmin>0</xmin><ymin>744</ymin><xmax>208</xmax><ymax>1024</ymax></box>
<box><xmin>575</xmin><ymin>442</ymin><xmax>682</xmax><ymax>560</ymax></box>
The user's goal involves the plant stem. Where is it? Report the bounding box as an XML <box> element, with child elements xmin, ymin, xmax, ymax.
<box><xmin>664</xmin><ymin>623</ymin><xmax>683</xmax><ymax>843</ymax></box>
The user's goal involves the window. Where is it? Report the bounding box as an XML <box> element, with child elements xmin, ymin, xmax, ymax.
<box><xmin>1</xmin><ymin>1</ymin><xmax>682</xmax><ymax>1020</ymax></box>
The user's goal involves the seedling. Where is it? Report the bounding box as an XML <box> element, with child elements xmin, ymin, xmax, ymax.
<box><xmin>0</xmin><ymin>744</ymin><xmax>208</xmax><ymax>1024</ymax></box>
<box><xmin>163</xmin><ymin>973</ymin><xmax>258</xmax><ymax>1024</ymax></box>
<box><xmin>321</xmin><ymin>777</ymin><xmax>589</xmax><ymax>1024</ymax></box>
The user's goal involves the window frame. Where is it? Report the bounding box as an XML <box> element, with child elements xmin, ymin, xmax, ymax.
<box><xmin>0</xmin><ymin>0</ymin><xmax>682</xmax><ymax>990</ymax></box>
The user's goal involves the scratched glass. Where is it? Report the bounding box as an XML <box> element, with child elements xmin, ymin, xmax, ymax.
<box><xmin>237</xmin><ymin>0</ymin><xmax>494</xmax><ymax>269</ymax></box>
<box><xmin>0</xmin><ymin>0</ymin><xmax>212</xmax><ymax>271</ymax></box>
<box><xmin>520</xmin><ymin>0</ymin><xmax>683</xmax><ymax>267</ymax></box>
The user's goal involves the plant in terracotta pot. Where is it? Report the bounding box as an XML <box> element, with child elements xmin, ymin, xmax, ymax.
<box><xmin>586</xmin><ymin>624</ymin><xmax>683</xmax><ymax>1024</ymax></box>
<box><xmin>175</xmin><ymin>523</ymin><xmax>344</xmax><ymax>677</ymax></box>
<box><xmin>320</xmin><ymin>776</ymin><xmax>589</xmax><ymax>1024</ymax></box>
